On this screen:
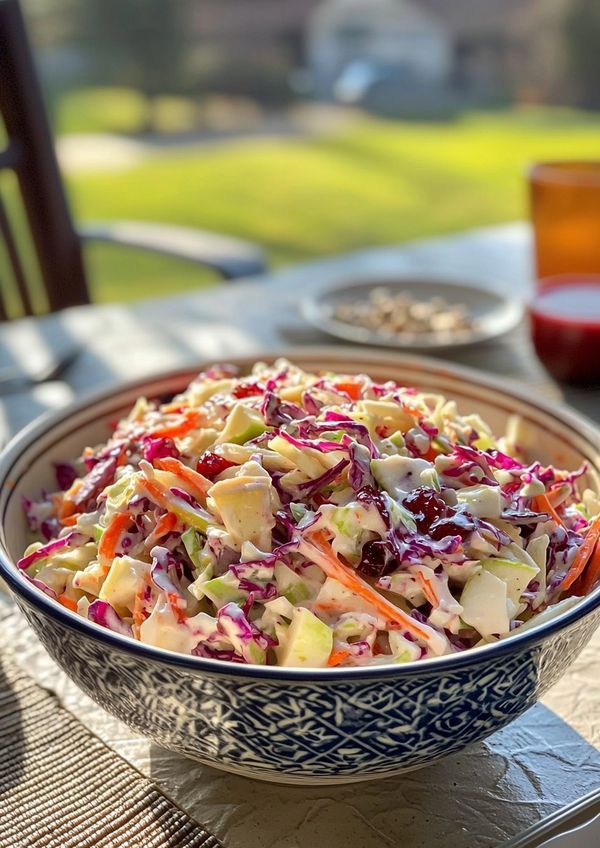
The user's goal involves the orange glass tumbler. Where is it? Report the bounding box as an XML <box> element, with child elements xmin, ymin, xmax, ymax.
<box><xmin>529</xmin><ymin>161</ymin><xmax>600</xmax><ymax>282</ymax></box>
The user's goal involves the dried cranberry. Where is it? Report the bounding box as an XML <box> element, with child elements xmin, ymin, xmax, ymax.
<box><xmin>403</xmin><ymin>487</ymin><xmax>447</xmax><ymax>532</ymax></box>
<box><xmin>196</xmin><ymin>452</ymin><xmax>236</xmax><ymax>479</ymax></box>
<box><xmin>428</xmin><ymin>511</ymin><xmax>473</xmax><ymax>541</ymax></box>
<box><xmin>232</xmin><ymin>381</ymin><xmax>263</xmax><ymax>399</ymax></box>
<box><xmin>357</xmin><ymin>540</ymin><xmax>397</xmax><ymax>579</ymax></box>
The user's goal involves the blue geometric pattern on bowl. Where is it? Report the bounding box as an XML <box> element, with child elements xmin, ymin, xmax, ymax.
<box><xmin>16</xmin><ymin>595</ymin><xmax>600</xmax><ymax>784</ymax></box>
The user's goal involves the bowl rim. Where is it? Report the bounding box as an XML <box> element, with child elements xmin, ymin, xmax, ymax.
<box><xmin>0</xmin><ymin>347</ymin><xmax>599</xmax><ymax>682</ymax></box>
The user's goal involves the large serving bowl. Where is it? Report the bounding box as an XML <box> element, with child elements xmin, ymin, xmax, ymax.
<box><xmin>1</xmin><ymin>350</ymin><xmax>599</xmax><ymax>785</ymax></box>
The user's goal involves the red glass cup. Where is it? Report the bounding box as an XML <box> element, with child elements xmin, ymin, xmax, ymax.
<box><xmin>529</xmin><ymin>162</ymin><xmax>600</xmax><ymax>383</ymax></box>
<box><xmin>529</xmin><ymin>275</ymin><xmax>600</xmax><ymax>384</ymax></box>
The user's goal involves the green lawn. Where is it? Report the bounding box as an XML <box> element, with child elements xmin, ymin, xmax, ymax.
<box><xmin>54</xmin><ymin>87</ymin><xmax>201</xmax><ymax>136</ymax></box>
<box><xmin>10</xmin><ymin>102</ymin><xmax>600</xmax><ymax>306</ymax></box>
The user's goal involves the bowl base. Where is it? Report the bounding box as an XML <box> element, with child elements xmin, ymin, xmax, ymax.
<box><xmin>182</xmin><ymin>751</ymin><xmax>427</xmax><ymax>785</ymax></box>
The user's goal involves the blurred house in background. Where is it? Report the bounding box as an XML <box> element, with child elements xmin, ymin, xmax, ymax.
<box><xmin>307</xmin><ymin>0</ymin><xmax>452</xmax><ymax>99</ymax></box>
<box><xmin>189</xmin><ymin>0</ymin><xmax>320</xmax><ymax>108</ymax></box>
<box><xmin>420</xmin><ymin>0</ymin><xmax>569</xmax><ymax>106</ymax></box>
<box><xmin>26</xmin><ymin>0</ymin><xmax>600</xmax><ymax>129</ymax></box>
<box><xmin>306</xmin><ymin>0</ymin><xmax>564</xmax><ymax>117</ymax></box>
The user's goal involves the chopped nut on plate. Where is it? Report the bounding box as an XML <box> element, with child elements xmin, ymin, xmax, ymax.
<box><xmin>332</xmin><ymin>287</ymin><xmax>474</xmax><ymax>341</ymax></box>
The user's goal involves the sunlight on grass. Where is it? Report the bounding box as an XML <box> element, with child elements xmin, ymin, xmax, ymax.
<box><xmin>54</xmin><ymin>87</ymin><xmax>200</xmax><ymax>136</ymax></box>
<box><xmin>55</xmin><ymin>88</ymin><xmax>148</xmax><ymax>135</ymax></box>
<box><xmin>38</xmin><ymin>105</ymin><xmax>600</xmax><ymax>302</ymax></box>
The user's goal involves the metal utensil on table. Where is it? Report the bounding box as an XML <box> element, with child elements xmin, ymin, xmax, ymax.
<box><xmin>0</xmin><ymin>344</ymin><xmax>81</xmax><ymax>395</ymax></box>
<box><xmin>501</xmin><ymin>787</ymin><xmax>600</xmax><ymax>848</ymax></box>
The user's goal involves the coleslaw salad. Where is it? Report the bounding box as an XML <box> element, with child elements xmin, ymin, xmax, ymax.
<box><xmin>17</xmin><ymin>359</ymin><xmax>600</xmax><ymax>669</ymax></box>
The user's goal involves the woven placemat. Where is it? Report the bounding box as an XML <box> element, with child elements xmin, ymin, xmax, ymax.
<box><xmin>0</xmin><ymin>654</ymin><xmax>222</xmax><ymax>848</ymax></box>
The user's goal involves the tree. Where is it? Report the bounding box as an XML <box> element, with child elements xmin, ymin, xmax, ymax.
<box><xmin>563</xmin><ymin>0</ymin><xmax>600</xmax><ymax>109</ymax></box>
<box><xmin>84</xmin><ymin>0</ymin><xmax>190</xmax><ymax>132</ymax></box>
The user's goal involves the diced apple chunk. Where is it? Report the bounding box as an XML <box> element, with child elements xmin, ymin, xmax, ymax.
<box><xmin>481</xmin><ymin>557</ymin><xmax>539</xmax><ymax>605</ymax></box>
<box><xmin>457</xmin><ymin>485</ymin><xmax>502</xmax><ymax>518</ymax></box>
<box><xmin>460</xmin><ymin>570</ymin><xmax>510</xmax><ymax>637</ymax></box>
<box><xmin>99</xmin><ymin>556</ymin><xmax>151</xmax><ymax>612</ymax></box>
<box><xmin>275</xmin><ymin>607</ymin><xmax>333</xmax><ymax>667</ymax></box>
<box><xmin>209</xmin><ymin>475</ymin><xmax>275</xmax><ymax>550</ymax></box>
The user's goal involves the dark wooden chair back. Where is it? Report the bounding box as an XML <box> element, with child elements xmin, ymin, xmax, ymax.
<box><xmin>0</xmin><ymin>0</ymin><xmax>89</xmax><ymax>319</ymax></box>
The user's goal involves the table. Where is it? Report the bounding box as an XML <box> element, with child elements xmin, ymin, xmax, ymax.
<box><xmin>1</xmin><ymin>222</ymin><xmax>599</xmax><ymax>848</ymax></box>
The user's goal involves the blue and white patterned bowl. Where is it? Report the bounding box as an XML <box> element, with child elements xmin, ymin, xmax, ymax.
<box><xmin>1</xmin><ymin>350</ymin><xmax>599</xmax><ymax>785</ymax></box>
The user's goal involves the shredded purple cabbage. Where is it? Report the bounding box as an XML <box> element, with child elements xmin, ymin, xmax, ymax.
<box><xmin>142</xmin><ymin>436</ymin><xmax>179</xmax><ymax>463</ymax></box>
<box><xmin>301</xmin><ymin>391</ymin><xmax>322</xmax><ymax>416</ymax></box>
<box><xmin>88</xmin><ymin>599</ymin><xmax>133</xmax><ymax>636</ymax></box>
<box><xmin>261</xmin><ymin>391</ymin><xmax>305</xmax><ymax>426</ymax></box>
<box><xmin>27</xmin><ymin>576</ymin><xmax>58</xmax><ymax>600</ymax></box>
<box><xmin>169</xmin><ymin>487</ymin><xmax>201</xmax><ymax>510</ymax></box>
<box><xmin>296</xmin><ymin>458</ymin><xmax>349</xmax><ymax>497</ymax></box>
<box><xmin>237</xmin><ymin>578</ymin><xmax>278</xmax><ymax>599</ymax></box>
<box><xmin>54</xmin><ymin>462</ymin><xmax>77</xmax><ymax>491</ymax></box>
<box><xmin>229</xmin><ymin>540</ymin><xmax>298</xmax><ymax>578</ymax></box>
<box><xmin>217</xmin><ymin>602</ymin><xmax>271</xmax><ymax>650</ymax></box>
<box><xmin>500</xmin><ymin>509</ymin><xmax>550</xmax><ymax>524</ymax></box>
<box><xmin>278</xmin><ymin>431</ymin><xmax>347</xmax><ymax>454</ymax></box>
<box><xmin>345</xmin><ymin>439</ymin><xmax>375</xmax><ymax>491</ymax></box>
<box><xmin>442</xmin><ymin>445</ymin><xmax>499</xmax><ymax>487</ymax></box>
<box><xmin>487</xmin><ymin>450</ymin><xmax>524</xmax><ymax>470</ymax></box>
<box><xmin>17</xmin><ymin>532</ymin><xmax>87</xmax><ymax>571</ymax></box>
<box><xmin>150</xmin><ymin>545</ymin><xmax>184</xmax><ymax>596</ymax></box>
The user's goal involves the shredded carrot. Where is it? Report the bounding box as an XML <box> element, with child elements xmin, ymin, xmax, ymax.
<box><xmin>327</xmin><ymin>648</ymin><xmax>351</xmax><ymax>667</ymax></box>
<box><xmin>137</xmin><ymin>478</ymin><xmax>173</xmax><ymax>513</ymax></box>
<box><xmin>532</xmin><ymin>493</ymin><xmax>567</xmax><ymax>530</ymax></box>
<box><xmin>58</xmin><ymin>594</ymin><xmax>78</xmax><ymax>612</ymax></box>
<box><xmin>402</xmin><ymin>403</ymin><xmax>423</xmax><ymax>420</ymax></box>
<box><xmin>133</xmin><ymin>575</ymin><xmax>150</xmax><ymax>629</ymax></box>
<box><xmin>562</xmin><ymin>516</ymin><xmax>600</xmax><ymax>591</ymax></box>
<box><xmin>155</xmin><ymin>456</ymin><xmax>211</xmax><ymax>499</ymax></box>
<box><xmin>416</xmin><ymin>571</ymin><xmax>439</xmax><ymax>606</ymax></box>
<box><xmin>133</xmin><ymin>594</ymin><xmax>145</xmax><ymax>629</ymax></box>
<box><xmin>333</xmin><ymin>381</ymin><xmax>362</xmax><ymax>401</ymax></box>
<box><xmin>314</xmin><ymin>601</ymin><xmax>338</xmax><ymax>612</ymax></box>
<box><xmin>146</xmin><ymin>512</ymin><xmax>179</xmax><ymax>547</ymax></box>
<box><xmin>422</xmin><ymin>445</ymin><xmax>439</xmax><ymax>462</ymax></box>
<box><xmin>138</xmin><ymin>477</ymin><xmax>209</xmax><ymax>534</ymax></box>
<box><xmin>168</xmin><ymin>594</ymin><xmax>187</xmax><ymax>623</ymax></box>
<box><xmin>148</xmin><ymin>409</ymin><xmax>204</xmax><ymax>439</ymax></box>
<box><xmin>98</xmin><ymin>512</ymin><xmax>133</xmax><ymax>571</ymax></box>
<box><xmin>60</xmin><ymin>513</ymin><xmax>81</xmax><ymax>527</ymax></box>
<box><xmin>302</xmin><ymin>530</ymin><xmax>443</xmax><ymax>649</ymax></box>
<box><xmin>160</xmin><ymin>401</ymin><xmax>189</xmax><ymax>414</ymax></box>
<box><xmin>577</xmin><ymin>537</ymin><xmax>600</xmax><ymax>596</ymax></box>
<box><xmin>58</xmin><ymin>479</ymin><xmax>84</xmax><ymax>520</ymax></box>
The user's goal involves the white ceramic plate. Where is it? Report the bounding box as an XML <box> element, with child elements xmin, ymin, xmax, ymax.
<box><xmin>302</xmin><ymin>277</ymin><xmax>524</xmax><ymax>351</ymax></box>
